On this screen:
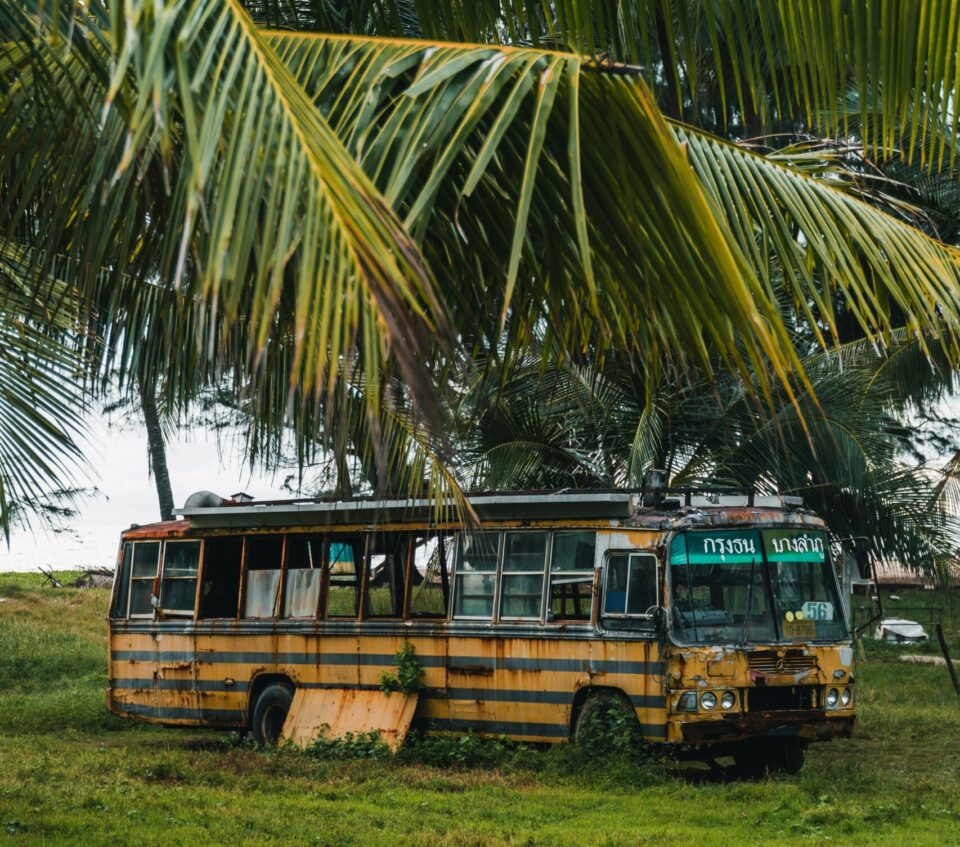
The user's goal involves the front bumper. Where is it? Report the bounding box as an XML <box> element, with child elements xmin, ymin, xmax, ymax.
<box><xmin>678</xmin><ymin>710</ymin><xmax>856</xmax><ymax>745</ymax></box>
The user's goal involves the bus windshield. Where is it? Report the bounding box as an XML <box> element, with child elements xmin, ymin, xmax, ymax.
<box><xmin>669</xmin><ymin>528</ymin><xmax>847</xmax><ymax>645</ymax></box>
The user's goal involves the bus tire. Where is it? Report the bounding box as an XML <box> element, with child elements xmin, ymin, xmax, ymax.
<box><xmin>573</xmin><ymin>690</ymin><xmax>637</xmax><ymax>745</ymax></box>
<box><xmin>250</xmin><ymin>682</ymin><xmax>294</xmax><ymax>746</ymax></box>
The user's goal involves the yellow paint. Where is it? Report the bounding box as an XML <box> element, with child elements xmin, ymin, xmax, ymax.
<box><xmin>283</xmin><ymin>688</ymin><xmax>419</xmax><ymax>751</ymax></box>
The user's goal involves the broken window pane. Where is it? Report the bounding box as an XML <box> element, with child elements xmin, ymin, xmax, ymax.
<box><xmin>410</xmin><ymin>534</ymin><xmax>454</xmax><ymax>617</ymax></box>
<box><xmin>548</xmin><ymin>532</ymin><xmax>595</xmax><ymax>622</ymax></box>
<box><xmin>199</xmin><ymin>536</ymin><xmax>243</xmax><ymax>619</ymax></box>
<box><xmin>283</xmin><ymin>536</ymin><xmax>323</xmax><ymax>618</ymax></box>
<box><xmin>367</xmin><ymin>533</ymin><xmax>408</xmax><ymax>618</ymax></box>
<box><xmin>326</xmin><ymin>538</ymin><xmax>361</xmax><ymax>617</ymax></box>
<box><xmin>243</xmin><ymin>535</ymin><xmax>283</xmax><ymax>618</ymax></box>
<box><xmin>549</xmin><ymin>576</ymin><xmax>593</xmax><ymax>621</ymax></box>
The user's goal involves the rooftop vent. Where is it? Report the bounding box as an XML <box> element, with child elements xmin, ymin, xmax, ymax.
<box><xmin>183</xmin><ymin>490</ymin><xmax>225</xmax><ymax>510</ymax></box>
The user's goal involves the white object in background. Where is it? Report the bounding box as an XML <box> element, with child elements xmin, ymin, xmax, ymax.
<box><xmin>873</xmin><ymin>618</ymin><xmax>929</xmax><ymax>643</ymax></box>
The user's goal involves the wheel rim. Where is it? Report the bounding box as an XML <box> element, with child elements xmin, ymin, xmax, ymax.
<box><xmin>261</xmin><ymin>703</ymin><xmax>287</xmax><ymax>744</ymax></box>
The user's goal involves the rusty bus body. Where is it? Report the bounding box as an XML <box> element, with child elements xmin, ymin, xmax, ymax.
<box><xmin>106</xmin><ymin>491</ymin><xmax>855</xmax><ymax>770</ymax></box>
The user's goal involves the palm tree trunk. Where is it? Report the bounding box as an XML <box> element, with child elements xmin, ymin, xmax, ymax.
<box><xmin>138</xmin><ymin>373</ymin><xmax>175</xmax><ymax>521</ymax></box>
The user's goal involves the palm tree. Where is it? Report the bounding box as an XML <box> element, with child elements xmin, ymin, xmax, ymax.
<box><xmin>455</xmin><ymin>327</ymin><xmax>959</xmax><ymax>579</ymax></box>
<box><xmin>3</xmin><ymin>0</ymin><xmax>960</xmax><ymax>531</ymax></box>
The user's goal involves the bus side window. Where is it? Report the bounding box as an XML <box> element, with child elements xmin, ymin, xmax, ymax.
<box><xmin>548</xmin><ymin>531</ymin><xmax>596</xmax><ymax>622</ymax></box>
<box><xmin>113</xmin><ymin>543</ymin><xmax>133</xmax><ymax>618</ymax></box>
<box><xmin>366</xmin><ymin>532</ymin><xmax>408</xmax><ymax>618</ymax></box>
<box><xmin>283</xmin><ymin>535</ymin><xmax>323</xmax><ymax>618</ymax></box>
<box><xmin>199</xmin><ymin>536</ymin><xmax>243</xmax><ymax>619</ymax></box>
<box><xmin>243</xmin><ymin>535</ymin><xmax>283</xmax><ymax>618</ymax></box>
<box><xmin>129</xmin><ymin>541</ymin><xmax>160</xmax><ymax>617</ymax></box>
<box><xmin>500</xmin><ymin>532</ymin><xmax>547</xmax><ymax>620</ymax></box>
<box><xmin>160</xmin><ymin>541</ymin><xmax>201</xmax><ymax>615</ymax></box>
<box><xmin>454</xmin><ymin>532</ymin><xmax>499</xmax><ymax>619</ymax></box>
<box><xmin>601</xmin><ymin>553</ymin><xmax>658</xmax><ymax>631</ymax></box>
<box><xmin>326</xmin><ymin>537</ymin><xmax>361</xmax><ymax>617</ymax></box>
<box><xmin>409</xmin><ymin>534</ymin><xmax>454</xmax><ymax>618</ymax></box>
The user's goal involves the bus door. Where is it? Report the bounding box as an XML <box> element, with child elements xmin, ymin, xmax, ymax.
<box><xmin>598</xmin><ymin>549</ymin><xmax>662</xmax><ymax>731</ymax></box>
<box><xmin>154</xmin><ymin>539</ymin><xmax>203</xmax><ymax>717</ymax></box>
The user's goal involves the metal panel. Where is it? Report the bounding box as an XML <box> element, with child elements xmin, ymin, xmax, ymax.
<box><xmin>179</xmin><ymin>492</ymin><xmax>636</xmax><ymax>528</ymax></box>
<box><xmin>282</xmin><ymin>688</ymin><xmax>420</xmax><ymax>751</ymax></box>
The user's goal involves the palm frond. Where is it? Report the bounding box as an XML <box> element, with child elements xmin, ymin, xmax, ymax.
<box><xmin>0</xmin><ymin>243</ymin><xmax>88</xmax><ymax>537</ymax></box>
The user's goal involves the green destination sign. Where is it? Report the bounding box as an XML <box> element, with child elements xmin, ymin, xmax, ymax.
<box><xmin>670</xmin><ymin>530</ymin><xmax>762</xmax><ymax>565</ymax></box>
<box><xmin>762</xmin><ymin>529</ymin><xmax>827</xmax><ymax>563</ymax></box>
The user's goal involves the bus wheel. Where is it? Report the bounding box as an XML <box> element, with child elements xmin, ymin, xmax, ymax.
<box><xmin>734</xmin><ymin>738</ymin><xmax>806</xmax><ymax>777</ymax></box>
<box><xmin>251</xmin><ymin>683</ymin><xmax>294</xmax><ymax>746</ymax></box>
<box><xmin>574</xmin><ymin>691</ymin><xmax>637</xmax><ymax>746</ymax></box>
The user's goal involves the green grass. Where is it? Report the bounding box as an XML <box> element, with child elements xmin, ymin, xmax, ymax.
<box><xmin>1</xmin><ymin>572</ymin><xmax>959</xmax><ymax>845</ymax></box>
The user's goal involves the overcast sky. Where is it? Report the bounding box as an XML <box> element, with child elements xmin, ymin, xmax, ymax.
<box><xmin>0</xmin><ymin>409</ymin><xmax>289</xmax><ymax>571</ymax></box>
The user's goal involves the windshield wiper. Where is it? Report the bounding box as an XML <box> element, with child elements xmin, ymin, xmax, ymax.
<box><xmin>737</xmin><ymin>559</ymin><xmax>757</xmax><ymax>646</ymax></box>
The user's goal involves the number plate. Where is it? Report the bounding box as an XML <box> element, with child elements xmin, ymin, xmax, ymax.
<box><xmin>782</xmin><ymin>619</ymin><xmax>816</xmax><ymax>638</ymax></box>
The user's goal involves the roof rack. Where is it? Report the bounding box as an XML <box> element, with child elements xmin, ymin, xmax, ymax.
<box><xmin>177</xmin><ymin>489</ymin><xmax>639</xmax><ymax>528</ymax></box>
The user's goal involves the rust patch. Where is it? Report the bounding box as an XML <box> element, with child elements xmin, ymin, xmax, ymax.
<box><xmin>283</xmin><ymin>688</ymin><xmax>419</xmax><ymax>751</ymax></box>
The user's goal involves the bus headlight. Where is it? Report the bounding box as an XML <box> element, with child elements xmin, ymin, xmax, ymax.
<box><xmin>700</xmin><ymin>691</ymin><xmax>717</xmax><ymax>711</ymax></box>
<box><xmin>676</xmin><ymin>691</ymin><xmax>698</xmax><ymax>712</ymax></box>
<box><xmin>840</xmin><ymin>688</ymin><xmax>852</xmax><ymax>707</ymax></box>
<box><xmin>720</xmin><ymin>691</ymin><xmax>737</xmax><ymax>710</ymax></box>
<box><xmin>825</xmin><ymin>687</ymin><xmax>840</xmax><ymax>708</ymax></box>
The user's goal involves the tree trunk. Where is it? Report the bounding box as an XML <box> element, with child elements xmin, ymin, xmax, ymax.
<box><xmin>138</xmin><ymin>373</ymin><xmax>175</xmax><ymax>521</ymax></box>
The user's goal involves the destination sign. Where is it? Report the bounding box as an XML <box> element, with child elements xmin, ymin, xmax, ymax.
<box><xmin>670</xmin><ymin>529</ymin><xmax>763</xmax><ymax>565</ymax></box>
<box><xmin>762</xmin><ymin>529</ymin><xmax>827</xmax><ymax>563</ymax></box>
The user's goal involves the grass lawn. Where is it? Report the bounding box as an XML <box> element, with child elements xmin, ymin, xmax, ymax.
<box><xmin>1</xmin><ymin>571</ymin><xmax>959</xmax><ymax>846</ymax></box>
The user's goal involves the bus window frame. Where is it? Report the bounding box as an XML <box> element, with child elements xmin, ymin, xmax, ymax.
<box><xmin>110</xmin><ymin>541</ymin><xmax>132</xmax><ymax>619</ymax></box>
<box><xmin>406</xmin><ymin>531</ymin><xmax>454</xmax><ymax>620</ymax></box>
<box><xmin>452</xmin><ymin>531</ymin><xmax>502</xmax><ymax>622</ymax></box>
<box><xmin>127</xmin><ymin>540</ymin><xmax>162</xmax><ymax>620</ymax></box>
<box><xmin>600</xmin><ymin>549</ymin><xmax>660</xmax><ymax>624</ymax></box>
<box><xmin>545</xmin><ymin>530</ymin><xmax>597</xmax><ymax>625</ymax></box>
<box><xmin>498</xmin><ymin>530</ymin><xmax>550</xmax><ymax>623</ymax></box>
<box><xmin>238</xmin><ymin>534</ymin><xmax>285</xmax><ymax>620</ymax></box>
<box><xmin>158</xmin><ymin>539</ymin><xmax>204</xmax><ymax>618</ymax></box>
<box><xmin>280</xmin><ymin>533</ymin><xmax>325</xmax><ymax>620</ymax></box>
<box><xmin>363</xmin><ymin>531</ymin><xmax>409</xmax><ymax>620</ymax></box>
<box><xmin>325</xmin><ymin>534</ymin><xmax>364</xmax><ymax>619</ymax></box>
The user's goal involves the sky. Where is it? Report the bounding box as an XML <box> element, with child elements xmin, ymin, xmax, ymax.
<box><xmin>0</xmin><ymin>410</ymin><xmax>289</xmax><ymax>572</ymax></box>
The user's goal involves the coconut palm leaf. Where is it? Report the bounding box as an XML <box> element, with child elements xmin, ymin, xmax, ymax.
<box><xmin>677</xmin><ymin>125</ymin><xmax>960</xmax><ymax>351</ymax></box>
<box><xmin>323</xmin><ymin>0</ymin><xmax>960</xmax><ymax>168</ymax></box>
<box><xmin>0</xmin><ymin>0</ymin><xmax>446</xmax><ymax>430</ymax></box>
<box><xmin>0</xmin><ymin>243</ymin><xmax>88</xmax><ymax>537</ymax></box>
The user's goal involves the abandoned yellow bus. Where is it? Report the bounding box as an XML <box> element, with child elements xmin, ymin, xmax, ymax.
<box><xmin>107</xmin><ymin>489</ymin><xmax>855</xmax><ymax>772</ymax></box>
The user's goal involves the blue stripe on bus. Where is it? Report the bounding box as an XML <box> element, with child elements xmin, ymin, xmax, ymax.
<box><xmin>112</xmin><ymin>701</ymin><xmax>245</xmax><ymax>722</ymax></box>
<box><xmin>110</xmin><ymin>677</ymin><xmax>667</xmax><ymax>711</ymax></box>
<box><xmin>111</xmin><ymin>650</ymin><xmax>662</xmax><ymax>676</ymax></box>
<box><xmin>411</xmin><ymin>716</ymin><xmax>668</xmax><ymax>740</ymax></box>
<box><xmin>411</xmin><ymin>716</ymin><xmax>569</xmax><ymax>738</ymax></box>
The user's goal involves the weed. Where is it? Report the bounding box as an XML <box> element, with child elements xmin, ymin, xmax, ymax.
<box><xmin>307</xmin><ymin>730</ymin><xmax>391</xmax><ymax>760</ymax></box>
<box><xmin>378</xmin><ymin>641</ymin><xmax>425</xmax><ymax>695</ymax></box>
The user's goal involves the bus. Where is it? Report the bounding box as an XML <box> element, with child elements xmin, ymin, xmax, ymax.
<box><xmin>107</xmin><ymin>489</ymin><xmax>855</xmax><ymax>773</ymax></box>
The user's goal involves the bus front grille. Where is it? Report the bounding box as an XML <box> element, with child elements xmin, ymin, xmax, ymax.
<box><xmin>747</xmin><ymin>652</ymin><xmax>816</xmax><ymax>675</ymax></box>
<box><xmin>747</xmin><ymin>685</ymin><xmax>815</xmax><ymax>711</ymax></box>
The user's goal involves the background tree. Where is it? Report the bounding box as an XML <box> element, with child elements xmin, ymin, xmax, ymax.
<box><xmin>4</xmin><ymin>0</ymin><xmax>960</xmax><ymax>564</ymax></box>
